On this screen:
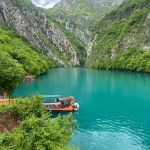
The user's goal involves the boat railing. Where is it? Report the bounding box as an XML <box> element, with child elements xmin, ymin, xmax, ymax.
<box><xmin>0</xmin><ymin>99</ymin><xmax>15</xmax><ymax>106</ymax></box>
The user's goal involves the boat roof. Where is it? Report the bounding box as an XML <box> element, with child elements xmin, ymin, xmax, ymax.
<box><xmin>42</xmin><ymin>102</ymin><xmax>61</xmax><ymax>105</ymax></box>
<box><xmin>42</xmin><ymin>95</ymin><xmax>60</xmax><ymax>98</ymax></box>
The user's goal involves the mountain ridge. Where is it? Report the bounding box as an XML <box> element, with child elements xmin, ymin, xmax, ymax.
<box><xmin>49</xmin><ymin>0</ymin><xmax>123</xmax><ymax>45</ymax></box>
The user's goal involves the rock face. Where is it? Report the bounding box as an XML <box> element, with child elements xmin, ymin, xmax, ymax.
<box><xmin>49</xmin><ymin>0</ymin><xmax>123</xmax><ymax>45</ymax></box>
<box><xmin>55</xmin><ymin>17</ymin><xmax>91</xmax><ymax>45</ymax></box>
<box><xmin>0</xmin><ymin>0</ymin><xmax>86</xmax><ymax>67</ymax></box>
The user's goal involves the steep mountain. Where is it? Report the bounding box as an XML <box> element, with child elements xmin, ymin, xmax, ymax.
<box><xmin>49</xmin><ymin>0</ymin><xmax>123</xmax><ymax>44</ymax></box>
<box><xmin>0</xmin><ymin>0</ymin><xmax>86</xmax><ymax>67</ymax></box>
<box><xmin>87</xmin><ymin>0</ymin><xmax>150</xmax><ymax>73</ymax></box>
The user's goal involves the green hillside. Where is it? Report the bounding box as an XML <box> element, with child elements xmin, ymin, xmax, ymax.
<box><xmin>87</xmin><ymin>0</ymin><xmax>150</xmax><ymax>73</ymax></box>
<box><xmin>0</xmin><ymin>24</ymin><xmax>54</xmax><ymax>92</ymax></box>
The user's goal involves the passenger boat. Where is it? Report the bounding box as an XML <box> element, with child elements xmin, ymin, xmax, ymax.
<box><xmin>42</xmin><ymin>95</ymin><xmax>79</xmax><ymax>112</ymax></box>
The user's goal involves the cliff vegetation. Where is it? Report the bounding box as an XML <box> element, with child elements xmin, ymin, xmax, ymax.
<box><xmin>87</xmin><ymin>0</ymin><xmax>150</xmax><ymax>73</ymax></box>
<box><xmin>0</xmin><ymin>24</ymin><xmax>54</xmax><ymax>93</ymax></box>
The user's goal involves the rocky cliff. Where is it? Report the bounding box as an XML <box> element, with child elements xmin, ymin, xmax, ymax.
<box><xmin>0</xmin><ymin>0</ymin><xmax>86</xmax><ymax>67</ymax></box>
<box><xmin>49</xmin><ymin>0</ymin><xmax>123</xmax><ymax>45</ymax></box>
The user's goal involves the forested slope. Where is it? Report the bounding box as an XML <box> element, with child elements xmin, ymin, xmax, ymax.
<box><xmin>0</xmin><ymin>24</ymin><xmax>53</xmax><ymax>92</ymax></box>
<box><xmin>87</xmin><ymin>0</ymin><xmax>150</xmax><ymax>73</ymax></box>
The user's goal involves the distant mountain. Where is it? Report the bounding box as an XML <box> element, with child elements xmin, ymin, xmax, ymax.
<box><xmin>87</xmin><ymin>0</ymin><xmax>150</xmax><ymax>72</ymax></box>
<box><xmin>49</xmin><ymin>0</ymin><xmax>123</xmax><ymax>44</ymax></box>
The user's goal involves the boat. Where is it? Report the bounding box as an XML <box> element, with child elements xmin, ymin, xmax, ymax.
<box><xmin>42</xmin><ymin>95</ymin><xmax>80</xmax><ymax>112</ymax></box>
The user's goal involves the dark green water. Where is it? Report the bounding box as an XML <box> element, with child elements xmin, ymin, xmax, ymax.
<box><xmin>13</xmin><ymin>68</ymin><xmax>150</xmax><ymax>150</ymax></box>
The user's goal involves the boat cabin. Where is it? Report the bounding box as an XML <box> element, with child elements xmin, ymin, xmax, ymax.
<box><xmin>42</xmin><ymin>95</ymin><xmax>79</xmax><ymax>112</ymax></box>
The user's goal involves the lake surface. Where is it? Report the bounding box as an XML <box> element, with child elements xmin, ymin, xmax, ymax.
<box><xmin>13</xmin><ymin>68</ymin><xmax>150</xmax><ymax>150</ymax></box>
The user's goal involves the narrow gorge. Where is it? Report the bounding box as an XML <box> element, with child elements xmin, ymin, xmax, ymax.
<box><xmin>0</xmin><ymin>0</ymin><xmax>150</xmax><ymax>94</ymax></box>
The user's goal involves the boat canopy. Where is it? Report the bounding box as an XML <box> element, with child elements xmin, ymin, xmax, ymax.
<box><xmin>42</xmin><ymin>95</ymin><xmax>61</xmax><ymax>102</ymax></box>
<box><xmin>42</xmin><ymin>102</ymin><xmax>61</xmax><ymax>106</ymax></box>
<box><xmin>42</xmin><ymin>95</ymin><xmax>60</xmax><ymax>98</ymax></box>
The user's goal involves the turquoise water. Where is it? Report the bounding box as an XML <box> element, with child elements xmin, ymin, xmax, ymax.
<box><xmin>13</xmin><ymin>68</ymin><xmax>150</xmax><ymax>150</ymax></box>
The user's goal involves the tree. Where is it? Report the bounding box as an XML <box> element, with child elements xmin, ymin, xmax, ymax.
<box><xmin>0</xmin><ymin>51</ymin><xmax>25</xmax><ymax>93</ymax></box>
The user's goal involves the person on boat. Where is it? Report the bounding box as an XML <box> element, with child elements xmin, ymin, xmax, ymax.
<box><xmin>69</xmin><ymin>99</ymin><xmax>74</xmax><ymax>105</ymax></box>
<box><xmin>60</xmin><ymin>100</ymin><xmax>66</xmax><ymax>108</ymax></box>
<box><xmin>65</xmin><ymin>100</ymin><xmax>70</xmax><ymax>107</ymax></box>
<box><xmin>56</xmin><ymin>98</ymin><xmax>59</xmax><ymax>102</ymax></box>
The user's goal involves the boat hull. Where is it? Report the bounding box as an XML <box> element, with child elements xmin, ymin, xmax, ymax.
<box><xmin>47</xmin><ymin>106</ymin><xmax>78</xmax><ymax>112</ymax></box>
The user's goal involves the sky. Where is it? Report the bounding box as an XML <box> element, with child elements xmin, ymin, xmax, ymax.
<box><xmin>31</xmin><ymin>0</ymin><xmax>61</xmax><ymax>9</ymax></box>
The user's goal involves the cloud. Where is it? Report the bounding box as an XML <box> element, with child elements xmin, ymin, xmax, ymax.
<box><xmin>31</xmin><ymin>0</ymin><xmax>61</xmax><ymax>9</ymax></box>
